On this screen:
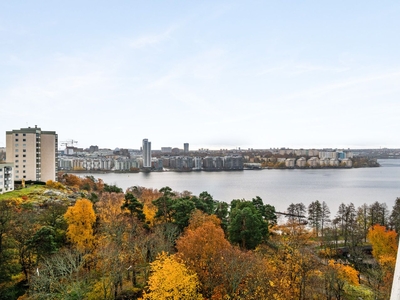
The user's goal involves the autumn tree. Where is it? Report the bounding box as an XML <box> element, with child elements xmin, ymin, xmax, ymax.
<box><xmin>60</xmin><ymin>173</ymin><xmax>82</xmax><ymax>189</ymax></box>
<box><xmin>264</xmin><ymin>225</ymin><xmax>322</xmax><ymax>300</ymax></box>
<box><xmin>64</xmin><ymin>198</ymin><xmax>96</xmax><ymax>252</ymax></box>
<box><xmin>324</xmin><ymin>260</ymin><xmax>359</xmax><ymax>300</ymax></box>
<box><xmin>176</xmin><ymin>216</ymin><xmax>231</xmax><ymax>298</ymax></box>
<box><xmin>366</xmin><ymin>224</ymin><xmax>397</xmax><ymax>299</ymax></box>
<box><xmin>367</xmin><ymin>224</ymin><xmax>397</xmax><ymax>264</ymax></box>
<box><xmin>141</xmin><ymin>252</ymin><xmax>202</xmax><ymax>300</ymax></box>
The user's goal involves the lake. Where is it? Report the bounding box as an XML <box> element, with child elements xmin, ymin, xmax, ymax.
<box><xmin>73</xmin><ymin>159</ymin><xmax>400</xmax><ymax>215</ymax></box>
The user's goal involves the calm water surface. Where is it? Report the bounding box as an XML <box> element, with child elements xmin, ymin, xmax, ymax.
<box><xmin>75</xmin><ymin>159</ymin><xmax>400</xmax><ymax>214</ymax></box>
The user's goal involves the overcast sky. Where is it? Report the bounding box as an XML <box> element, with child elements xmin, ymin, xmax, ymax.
<box><xmin>1</xmin><ymin>1</ymin><xmax>400</xmax><ymax>150</ymax></box>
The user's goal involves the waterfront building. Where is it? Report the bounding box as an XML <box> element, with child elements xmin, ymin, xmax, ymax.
<box><xmin>307</xmin><ymin>157</ymin><xmax>320</xmax><ymax>168</ymax></box>
<box><xmin>214</xmin><ymin>157</ymin><xmax>224</xmax><ymax>169</ymax></box>
<box><xmin>319</xmin><ymin>158</ymin><xmax>331</xmax><ymax>167</ymax></box>
<box><xmin>194</xmin><ymin>157</ymin><xmax>202</xmax><ymax>170</ymax></box>
<box><xmin>329</xmin><ymin>158</ymin><xmax>340</xmax><ymax>167</ymax></box>
<box><xmin>296</xmin><ymin>157</ymin><xmax>307</xmax><ymax>168</ymax></box>
<box><xmin>6</xmin><ymin>126</ymin><xmax>57</xmax><ymax>182</ymax></box>
<box><xmin>319</xmin><ymin>151</ymin><xmax>338</xmax><ymax>160</ymax></box>
<box><xmin>203</xmin><ymin>157</ymin><xmax>214</xmax><ymax>169</ymax></box>
<box><xmin>184</xmin><ymin>143</ymin><xmax>189</xmax><ymax>153</ymax></box>
<box><xmin>142</xmin><ymin>139</ymin><xmax>151</xmax><ymax>168</ymax></box>
<box><xmin>341</xmin><ymin>158</ymin><xmax>353</xmax><ymax>167</ymax></box>
<box><xmin>0</xmin><ymin>163</ymin><xmax>14</xmax><ymax>194</ymax></box>
<box><xmin>285</xmin><ymin>158</ymin><xmax>296</xmax><ymax>168</ymax></box>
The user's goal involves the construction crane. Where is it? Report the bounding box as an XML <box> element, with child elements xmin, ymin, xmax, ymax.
<box><xmin>60</xmin><ymin>140</ymin><xmax>78</xmax><ymax>156</ymax></box>
<box><xmin>60</xmin><ymin>140</ymin><xmax>78</xmax><ymax>148</ymax></box>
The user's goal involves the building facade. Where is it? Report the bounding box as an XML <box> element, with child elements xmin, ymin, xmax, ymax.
<box><xmin>0</xmin><ymin>163</ymin><xmax>14</xmax><ymax>194</ymax></box>
<box><xmin>6</xmin><ymin>126</ymin><xmax>57</xmax><ymax>182</ymax></box>
<box><xmin>142</xmin><ymin>139</ymin><xmax>152</xmax><ymax>168</ymax></box>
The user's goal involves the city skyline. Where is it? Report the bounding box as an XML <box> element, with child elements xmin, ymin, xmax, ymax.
<box><xmin>1</xmin><ymin>2</ymin><xmax>400</xmax><ymax>150</ymax></box>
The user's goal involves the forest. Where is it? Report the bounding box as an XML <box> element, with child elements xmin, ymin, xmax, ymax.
<box><xmin>0</xmin><ymin>173</ymin><xmax>398</xmax><ymax>300</ymax></box>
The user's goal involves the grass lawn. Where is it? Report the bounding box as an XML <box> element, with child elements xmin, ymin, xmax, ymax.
<box><xmin>0</xmin><ymin>185</ymin><xmax>47</xmax><ymax>201</ymax></box>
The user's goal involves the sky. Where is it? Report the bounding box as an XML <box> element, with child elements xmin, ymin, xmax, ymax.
<box><xmin>1</xmin><ymin>1</ymin><xmax>400</xmax><ymax>150</ymax></box>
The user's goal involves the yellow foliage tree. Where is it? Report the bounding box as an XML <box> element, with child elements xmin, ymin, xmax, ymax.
<box><xmin>327</xmin><ymin>260</ymin><xmax>359</xmax><ymax>286</ymax></box>
<box><xmin>46</xmin><ymin>179</ymin><xmax>65</xmax><ymax>190</ymax></box>
<box><xmin>141</xmin><ymin>252</ymin><xmax>203</xmax><ymax>300</ymax></box>
<box><xmin>64</xmin><ymin>198</ymin><xmax>96</xmax><ymax>252</ymax></box>
<box><xmin>324</xmin><ymin>260</ymin><xmax>359</xmax><ymax>300</ymax></box>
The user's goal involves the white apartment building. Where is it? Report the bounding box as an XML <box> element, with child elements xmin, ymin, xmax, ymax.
<box><xmin>6</xmin><ymin>126</ymin><xmax>57</xmax><ymax>182</ymax></box>
<box><xmin>0</xmin><ymin>163</ymin><xmax>14</xmax><ymax>194</ymax></box>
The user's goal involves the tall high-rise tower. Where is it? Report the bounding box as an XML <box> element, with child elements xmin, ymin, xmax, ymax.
<box><xmin>184</xmin><ymin>143</ymin><xmax>189</xmax><ymax>153</ymax></box>
<box><xmin>6</xmin><ymin>126</ymin><xmax>58</xmax><ymax>182</ymax></box>
<box><xmin>142</xmin><ymin>139</ymin><xmax>151</xmax><ymax>168</ymax></box>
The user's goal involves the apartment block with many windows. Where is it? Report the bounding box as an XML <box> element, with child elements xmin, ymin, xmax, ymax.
<box><xmin>0</xmin><ymin>163</ymin><xmax>14</xmax><ymax>194</ymax></box>
<box><xmin>6</xmin><ymin>126</ymin><xmax>58</xmax><ymax>182</ymax></box>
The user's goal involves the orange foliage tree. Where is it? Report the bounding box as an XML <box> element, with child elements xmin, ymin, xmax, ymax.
<box><xmin>176</xmin><ymin>213</ymin><xmax>231</xmax><ymax>298</ymax></box>
<box><xmin>366</xmin><ymin>224</ymin><xmax>397</xmax><ymax>298</ymax></box>
<box><xmin>367</xmin><ymin>224</ymin><xmax>398</xmax><ymax>264</ymax></box>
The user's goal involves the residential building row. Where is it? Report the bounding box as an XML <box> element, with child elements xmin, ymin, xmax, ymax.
<box><xmin>281</xmin><ymin>157</ymin><xmax>352</xmax><ymax>168</ymax></box>
<box><xmin>276</xmin><ymin>148</ymin><xmax>353</xmax><ymax>159</ymax></box>
<box><xmin>58</xmin><ymin>155</ymin><xmax>244</xmax><ymax>171</ymax></box>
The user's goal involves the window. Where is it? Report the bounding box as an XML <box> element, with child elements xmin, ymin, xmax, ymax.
<box><xmin>23</xmin><ymin>143</ymin><xmax>26</xmax><ymax>146</ymax></box>
<box><xmin>15</xmin><ymin>144</ymin><xmax>18</xmax><ymax>147</ymax></box>
<box><xmin>23</xmin><ymin>165</ymin><xmax>25</xmax><ymax>168</ymax></box>
<box><xmin>23</xmin><ymin>149</ymin><xmax>26</xmax><ymax>152</ymax></box>
<box><xmin>15</xmin><ymin>160</ymin><xmax>19</xmax><ymax>163</ymax></box>
<box><xmin>15</xmin><ymin>139</ymin><xmax>18</xmax><ymax>142</ymax></box>
<box><xmin>23</xmin><ymin>160</ymin><xmax>26</xmax><ymax>162</ymax></box>
<box><xmin>15</xmin><ymin>155</ymin><xmax>19</xmax><ymax>158</ymax></box>
<box><xmin>23</xmin><ymin>133</ymin><xmax>26</xmax><ymax>136</ymax></box>
<box><xmin>16</xmin><ymin>170</ymin><xmax>19</xmax><ymax>173</ymax></box>
<box><xmin>23</xmin><ymin>170</ymin><xmax>25</xmax><ymax>173</ymax></box>
<box><xmin>15</xmin><ymin>134</ymin><xmax>19</xmax><ymax>136</ymax></box>
<box><xmin>15</xmin><ymin>149</ymin><xmax>18</xmax><ymax>152</ymax></box>
<box><xmin>15</xmin><ymin>165</ymin><xmax>19</xmax><ymax>168</ymax></box>
<box><xmin>15</xmin><ymin>176</ymin><xmax>19</xmax><ymax>179</ymax></box>
<box><xmin>23</xmin><ymin>139</ymin><xmax>26</xmax><ymax>142</ymax></box>
<box><xmin>23</xmin><ymin>176</ymin><xmax>26</xmax><ymax>179</ymax></box>
<box><xmin>23</xmin><ymin>155</ymin><xmax>26</xmax><ymax>157</ymax></box>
